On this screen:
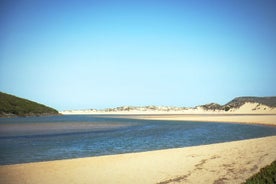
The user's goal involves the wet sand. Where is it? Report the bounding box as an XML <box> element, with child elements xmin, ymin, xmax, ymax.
<box><xmin>0</xmin><ymin>122</ymin><xmax>129</xmax><ymax>137</ymax></box>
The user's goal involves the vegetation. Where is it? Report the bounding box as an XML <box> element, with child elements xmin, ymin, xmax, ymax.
<box><xmin>200</xmin><ymin>103</ymin><xmax>223</xmax><ymax>111</ymax></box>
<box><xmin>223</xmin><ymin>106</ymin><xmax>230</xmax><ymax>111</ymax></box>
<box><xmin>200</xmin><ymin>97</ymin><xmax>276</xmax><ymax>111</ymax></box>
<box><xmin>244</xmin><ymin>160</ymin><xmax>276</xmax><ymax>184</ymax></box>
<box><xmin>226</xmin><ymin>97</ymin><xmax>276</xmax><ymax>109</ymax></box>
<box><xmin>0</xmin><ymin>92</ymin><xmax>59</xmax><ymax>117</ymax></box>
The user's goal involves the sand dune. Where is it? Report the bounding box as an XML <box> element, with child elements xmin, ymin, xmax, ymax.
<box><xmin>60</xmin><ymin>102</ymin><xmax>276</xmax><ymax>115</ymax></box>
<box><xmin>228</xmin><ymin>102</ymin><xmax>276</xmax><ymax>114</ymax></box>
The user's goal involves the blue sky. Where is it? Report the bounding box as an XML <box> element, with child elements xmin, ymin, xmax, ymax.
<box><xmin>1</xmin><ymin>0</ymin><xmax>276</xmax><ymax>110</ymax></box>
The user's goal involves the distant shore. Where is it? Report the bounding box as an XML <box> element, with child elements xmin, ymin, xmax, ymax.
<box><xmin>60</xmin><ymin>111</ymin><xmax>276</xmax><ymax>126</ymax></box>
<box><xmin>60</xmin><ymin>101</ymin><xmax>276</xmax><ymax>116</ymax></box>
<box><xmin>130</xmin><ymin>114</ymin><xmax>276</xmax><ymax>126</ymax></box>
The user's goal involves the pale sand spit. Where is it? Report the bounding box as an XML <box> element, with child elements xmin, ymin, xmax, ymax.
<box><xmin>133</xmin><ymin>114</ymin><xmax>276</xmax><ymax>126</ymax></box>
<box><xmin>0</xmin><ymin>136</ymin><xmax>275</xmax><ymax>184</ymax></box>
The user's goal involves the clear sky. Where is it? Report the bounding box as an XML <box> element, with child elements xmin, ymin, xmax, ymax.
<box><xmin>1</xmin><ymin>0</ymin><xmax>276</xmax><ymax>110</ymax></box>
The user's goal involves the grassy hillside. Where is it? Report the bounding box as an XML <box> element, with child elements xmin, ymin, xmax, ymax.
<box><xmin>0</xmin><ymin>92</ymin><xmax>59</xmax><ymax>117</ymax></box>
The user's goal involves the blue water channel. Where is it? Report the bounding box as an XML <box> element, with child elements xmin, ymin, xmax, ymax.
<box><xmin>0</xmin><ymin>115</ymin><xmax>275</xmax><ymax>165</ymax></box>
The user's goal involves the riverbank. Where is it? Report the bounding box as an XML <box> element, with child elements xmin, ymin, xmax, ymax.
<box><xmin>1</xmin><ymin>114</ymin><xmax>275</xmax><ymax>183</ymax></box>
<box><xmin>130</xmin><ymin>114</ymin><xmax>276</xmax><ymax>126</ymax></box>
<box><xmin>0</xmin><ymin>135</ymin><xmax>275</xmax><ymax>184</ymax></box>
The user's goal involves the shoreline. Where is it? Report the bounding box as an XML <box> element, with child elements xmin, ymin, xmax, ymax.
<box><xmin>0</xmin><ymin>114</ymin><xmax>275</xmax><ymax>183</ymax></box>
<box><xmin>0</xmin><ymin>136</ymin><xmax>275</xmax><ymax>184</ymax></box>
<box><xmin>128</xmin><ymin>114</ymin><xmax>276</xmax><ymax>126</ymax></box>
<box><xmin>62</xmin><ymin>113</ymin><xmax>276</xmax><ymax>126</ymax></box>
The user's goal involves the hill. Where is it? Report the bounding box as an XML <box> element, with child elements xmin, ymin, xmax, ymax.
<box><xmin>199</xmin><ymin>96</ymin><xmax>276</xmax><ymax>111</ymax></box>
<box><xmin>224</xmin><ymin>96</ymin><xmax>276</xmax><ymax>108</ymax></box>
<box><xmin>0</xmin><ymin>92</ymin><xmax>59</xmax><ymax>117</ymax></box>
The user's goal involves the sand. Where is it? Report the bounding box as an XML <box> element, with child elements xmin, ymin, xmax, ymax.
<box><xmin>133</xmin><ymin>114</ymin><xmax>276</xmax><ymax>126</ymax></box>
<box><xmin>0</xmin><ymin>114</ymin><xmax>276</xmax><ymax>184</ymax></box>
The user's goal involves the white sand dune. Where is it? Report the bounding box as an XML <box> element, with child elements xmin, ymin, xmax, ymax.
<box><xmin>228</xmin><ymin>102</ymin><xmax>276</xmax><ymax>114</ymax></box>
<box><xmin>60</xmin><ymin>102</ymin><xmax>276</xmax><ymax>115</ymax></box>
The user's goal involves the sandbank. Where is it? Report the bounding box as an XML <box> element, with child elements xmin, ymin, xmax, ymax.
<box><xmin>130</xmin><ymin>114</ymin><xmax>276</xmax><ymax>126</ymax></box>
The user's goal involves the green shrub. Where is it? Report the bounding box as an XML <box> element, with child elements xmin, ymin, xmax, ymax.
<box><xmin>244</xmin><ymin>160</ymin><xmax>276</xmax><ymax>184</ymax></box>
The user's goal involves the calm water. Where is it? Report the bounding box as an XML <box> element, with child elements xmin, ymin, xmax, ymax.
<box><xmin>0</xmin><ymin>115</ymin><xmax>276</xmax><ymax>165</ymax></box>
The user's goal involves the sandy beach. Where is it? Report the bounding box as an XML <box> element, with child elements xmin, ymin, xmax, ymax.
<box><xmin>0</xmin><ymin>135</ymin><xmax>275</xmax><ymax>184</ymax></box>
<box><xmin>133</xmin><ymin>114</ymin><xmax>276</xmax><ymax>126</ymax></box>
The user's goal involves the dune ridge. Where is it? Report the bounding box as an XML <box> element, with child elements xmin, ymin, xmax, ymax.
<box><xmin>61</xmin><ymin>102</ymin><xmax>276</xmax><ymax>115</ymax></box>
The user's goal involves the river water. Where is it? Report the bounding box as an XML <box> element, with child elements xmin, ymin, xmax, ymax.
<box><xmin>0</xmin><ymin>115</ymin><xmax>275</xmax><ymax>165</ymax></box>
